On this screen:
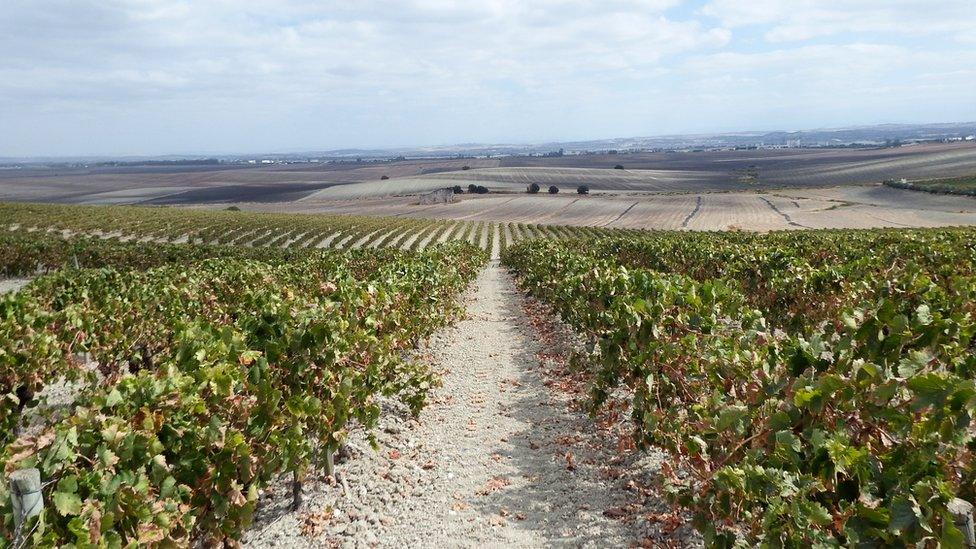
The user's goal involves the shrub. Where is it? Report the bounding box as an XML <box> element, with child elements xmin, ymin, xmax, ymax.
<box><xmin>452</xmin><ymin>185</ymin><xmax>464</xmax><ymax>194</ymax></box>
<box><xmin>548</xmin><ymin>186</ymin><xmax>559</xmax><ymax>194</ymax></box>
<box><xmin>468</xmin><ymin>184</ymin><xmax>477</xmax><ymax>193</ymax></box>
<box><xmin>614</xmin><ymin>164</ymin><xmax>624</xmax><ymax>170</ymax></box>
<box><xmin>472</xmin><ymin>185</ymin><xmax>489</xmax><ymax>194</ymax></box>
<box><xmin>225</xmin><ymin>206</ymin><xmax>241</xmax><ymax>211</ymax></box>
<box><xmin>577</xmin><ymin>185</ymin><xmax>589</xmax><ymax>195</ymax></box>
<box><xmin>462</xmin><ymin>165</ymin><xmax>471</xmax><ymax>170</ymax></box>
<box><xmin>527</xmin><ymin>183</ymin><xmax>540</xmax><ymax>194</ymax></box>
<box><xmin>380</xmin><ymin>175</ymin><xmax>389</xmax><ymax>180</ymax></box>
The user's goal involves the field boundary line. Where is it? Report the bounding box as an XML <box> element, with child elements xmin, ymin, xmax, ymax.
<box><xmin>759</xmin><ymin>196</ymin><xmax>809</xmax><ymax>228</ymax></box>
<box><xmin>600</xmin><ymin>202</ymin><xmax>639</xmax><ymax>227</ymax></box>
<box><xmin>681</xmin><ymin>195</ymin><xmax>703</xmax><ymax>228</ymax></box>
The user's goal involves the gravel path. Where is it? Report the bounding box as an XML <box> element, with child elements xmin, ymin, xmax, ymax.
<box><xmin>0</xmin><ymin>278</ymin><xmax>31</xmax><ymax>293</ymax></box>
<box><xmin>244</xmin><ymin>263</ymin><xmax>693</xmax><ymax>547</ymax></box>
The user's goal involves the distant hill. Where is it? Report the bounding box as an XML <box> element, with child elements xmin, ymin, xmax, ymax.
<box><xmin>2</xmin><ymin>122</ymin><xmax>975</xmax><ymax>164</ymax></box>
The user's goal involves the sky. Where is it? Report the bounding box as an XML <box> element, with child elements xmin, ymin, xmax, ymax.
<box><xmin>1</xmin><ymin>0</ymin><xmax>974</xmax><ymax>157</ymax></box>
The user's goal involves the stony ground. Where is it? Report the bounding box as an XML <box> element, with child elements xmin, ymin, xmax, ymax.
<box><xmin>243</xmin><ymin>263</ymin><xmax>699</xmax><ymax>548</ymax></box>
<box><xmin>0</xmin><ymin>278</ymin><xmax>30</xmax><ymax>293</ymax></box>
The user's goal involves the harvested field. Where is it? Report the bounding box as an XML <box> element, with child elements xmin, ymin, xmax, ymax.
<box><xmin>298</xmin><ymin>141</ymin><xmax>976</xmax><ymax>199</ymax></box>
<box><xmin>343</xmin><ymin>166</ymin><xmax>714</xmax><ymax>195</ymax></box>
<box><xmin>235</xmin><ymin>183</ymin><xmax>976</xmax><ymax>231</ymax></box>
<box><xmin>0</xmin><ymin>157</ymin><xmax>500</xmax><ymax>204</ymax></box>
<box><xmin>4</xmin><ymin>142</ymin><xmax>976</xmax><ymax>205</ymax></box>
<box><xmin>7</xmin><ymin>142</ymin><xmax>976</xmax><ymax>233</ymax></box>
<box><xmin>500</xmin><ymin>142</ymin><xmax>976</xmax><ymax>185</ymax></box>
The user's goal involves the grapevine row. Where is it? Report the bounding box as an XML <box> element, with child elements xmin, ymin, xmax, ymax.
<box><xmin>0</xmin><ymin>202</ymin><xmax>615</xmax><ymax>256</ymax></box>
<box><xmin>503</xmin><ymin>228</ymin><xmax>976</xmax><ymax>546</ymax></box>
<box><xmin>1</xmin><ymin>240</ymin><xmax>485</xmax><ymax>546</ymax></box>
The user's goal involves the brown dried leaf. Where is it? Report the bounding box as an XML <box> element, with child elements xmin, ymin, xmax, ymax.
<box><xmin>603</xmin><ymin>507</ymin><xmax>628</xmax><ymax>519</ymax></box>
<box><xmin>300</xmin><ymin>507</ymin><xmax>334</xmax><ymax>538</ymax></box>
<box><xmin>475</xmin><ymin>476</ymin><xmax>511</xmax><ymax>496</ymax></box>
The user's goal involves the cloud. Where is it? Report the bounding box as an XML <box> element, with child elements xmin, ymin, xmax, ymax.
<box><xmin>0</xmin><ymin>1</ymin><xmax>723</xmax><ymax>104</ymax></box>
<box><xmin>0</xmin><ymin>0</ymin><xmax>973</xmax><ymax>155</ymax></box>
<box><xmin>701</xmin><ymin>0</ymin><xmax>976</xmax><ymax>43</ymax></box>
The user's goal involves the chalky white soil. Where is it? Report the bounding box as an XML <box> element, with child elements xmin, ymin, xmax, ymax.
<box><xmin>0</xmin><ymin>278</ymin><xmax>30</xmax><ymax>293</ymax></box>
<box><xmin>244</xmin><ymin>264</ymin><xmax>698</xmax><ymax>548</ymax></box>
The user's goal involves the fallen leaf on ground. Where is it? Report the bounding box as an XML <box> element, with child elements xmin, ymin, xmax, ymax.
<box><xmin>617</xmin><ymin>434</ymin><xmax>637</xmax><ymax>453</ymax></box>
<box><xmin>646</xmin><ymin>511</ymin><xmax>684</xmax><ymax>534</ymax></box>
<box><xmin>599</xmin><ymin>467</ymin><xmax>624</xmax><ymax>480</ymax></box>
<box><xmin>300</xmin><ymin>507</ymin><xmax>334</xmax><ymax>538</ymax></box>
<box><xmin>488</xmin><ymin>515</ymin><xmax>506</xmax><ymax>527</ymax></box>
<box><xmin>603</xmin><ymin>507</ymin><xmax>628</xmax><ymax>519</ymax></box>
<box><xmin>554</xmin><ymin>434</ymin><xmax>582</xmax><ymax>446</ymax></box>
<box><xmin>476</xmin><ymin>476</ymin><xmax>511</xmax><ymax>496</ymax></box>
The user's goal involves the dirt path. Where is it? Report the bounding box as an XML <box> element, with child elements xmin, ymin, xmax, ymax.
<box><xmin>244</xmin><ymin>263</ymin><xmax>684</xmax><ymax>548</ymax></box>
<box><xmin>0</xmin><ymin>278</ymin><xmax>31</xmax><ymax>294</ymax></box>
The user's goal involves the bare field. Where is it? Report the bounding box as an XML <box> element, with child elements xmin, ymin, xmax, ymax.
<box><xmin>500</xmin><ymin>142</ymin><xmax>976</xmax><ymax>184</ymax></box>
<box><xmin>3</xmin><ymin>142</ymin><xmax>975</xmax><ymax>205</ymax></box>
<box><xmin>228</xmin><ymin>184</ymin><xmax>976</xmax><ymax>231</ymax></box>
<box><xmin>396</xmin><ymin>167</ymin><xmax>714</xmax><ymax>193</ymax></box>
<box><xmin>0</xmin><ymin>157</ymin><xmax>500</xmax><ymax>204</ymax></box>
<box><xmin>6</xmin><ymin>141</ymin><xmax>976</xmax><ymax>232</ymax></box>
<box><xmin>300</xmin><ymin>142</ymin><xmax>976</xmax><ymax>199</ymax></box>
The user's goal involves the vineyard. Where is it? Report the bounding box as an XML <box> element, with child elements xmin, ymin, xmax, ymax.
<box><xmin>886</xmin><ymin>174</ymin><xmax>976</xmax><ymax>197</ymax></box>
<box><xmin>0</xmin><ymin>203</ymin><xmax>630</xmax><ymax>261</ymax></box>
<box><xmin>0</xmin><ymin>212</ymin><xmax>488</xmax><ymax>545</ymax></box>
<box><xmin>4</xmin><ymin>200</ymin><xmax>976</xmax><ymax>546</ymax></box>
<box><xmin>503</xmin><ymin>228</ymin><xmax>976</xmax><ymax>546</ymax></box>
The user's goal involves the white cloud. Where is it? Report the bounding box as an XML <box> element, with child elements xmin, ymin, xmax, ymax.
<box><xmin>702</xmin><ymin>0</ymin><xmax>976</xmax><ymax>43</ymax></box>
<box><xmin>0</xmin><ymin>0</ymin><xmax>723</xmax><ymax>103</ymax></box>
<box><xmin>0</xmin><ymin>0</ymin><xmax>973</xmax><ymax>155</ymax></box>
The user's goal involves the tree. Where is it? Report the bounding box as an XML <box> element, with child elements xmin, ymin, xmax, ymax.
<box><xmin>468</xmin><ymin>184</ymin><xmax>477</xmax><ymax>193</ymax></box>
<box><xmin>473</xmin><ymin>185</ymin><xmax>489</xmax><ymax>194</ymax></box>
<box><xmin>614</xmin><ymin>164</ymin><xmax>624</xmax><ymax>170</ymax></box>
<box><xmin>452</xmin><ymin>185</ymin><xmax>464</xmax><ymax>194</ymax></box>
<box><xmin>380</xmin><ymin>175</ymin><xmax>389</xmax><ymax>180</ymax></box>
<box><xmin>577</xmin><ymin>185</ymin><xmax>589</xmax><ymax>195</ymax></box>
<box><xmin>548</xmin><ymin>185</ymin><xmax>559</xmax><ymax>194</ymax></box>
<box><xmin>462</xmin><ymin>165</ymin><xmax>471</xmax><ymax>170</ymax></box>
<box><xmin>527</xmin><ymin>183</ymin><xmax>540</xmax><ymax>194</ymax></box>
